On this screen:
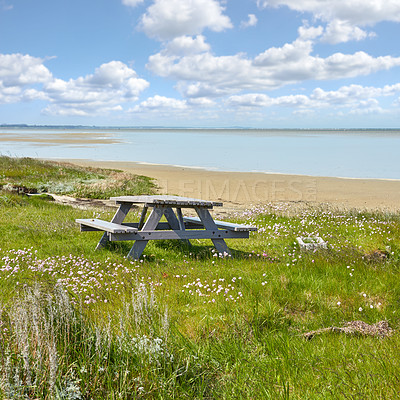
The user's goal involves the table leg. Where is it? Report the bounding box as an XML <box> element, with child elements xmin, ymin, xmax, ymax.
<box><xmin>138</xmin><ymin>206</ymin><xmax>148</xmax><ymax>230</ymax></box>
<box><xmin>163</xmin><ymin>207</ymin><xmax>191</xmax><ymax>246</ymax></box>
<box><xmin>96</xmin><ymin>203</ymin><xmax>131</xmax><ymax>250</ymax></box>
<box><xmin>195</xmin><ymin>207</ymin><xmax>231</xmax><ymax>255</ymax></box>
<box><xmin>127</xmin><ymin>206</ymin><xmax>164</xmax><ymax>259</ymax></box>
<box><xmin>163</xmin><ymin>207</ymin><xmax>180</xmax><ymax>230</ymax></box>
<box><xmin>176</xmin><ymin>208</ymin><xmax>185</xmax><ymax>230</ymax></box>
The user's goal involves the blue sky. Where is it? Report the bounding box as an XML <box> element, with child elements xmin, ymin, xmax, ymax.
<box><xmin>1</xmin><ymin>0</ymin><xmax>400</xmax><ymax>128</ymax></box>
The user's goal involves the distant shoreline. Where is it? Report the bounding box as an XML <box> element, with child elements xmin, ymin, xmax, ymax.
<box><xmin>2</xmin><ymin>124</ymin><xmax>400</xmax><ymax>131</ymax></box>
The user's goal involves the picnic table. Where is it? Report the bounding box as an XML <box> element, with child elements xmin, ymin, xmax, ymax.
<box><xmin>76</xmin><ymin>195</ymin><xmax>257</xmax><ymax>259</ymax></box>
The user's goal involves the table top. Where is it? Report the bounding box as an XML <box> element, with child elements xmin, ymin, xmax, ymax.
<box><xmin>110</xmin><ymin>195</ymin><xmax>223</xmax><ymax>207</ymax></box>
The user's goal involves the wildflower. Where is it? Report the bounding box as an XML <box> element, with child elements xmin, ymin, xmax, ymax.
<box><xmin>359</xmin><ymin>307</ymin><xmax>363</xmax><ymax>312</ymax></box>
<box><xmin>337</xmin><ymin>301</ymin><xmax>341</xmax><ymax>306</ymax></box>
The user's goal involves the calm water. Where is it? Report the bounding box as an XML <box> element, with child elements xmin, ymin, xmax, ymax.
<box><xmin>1</xmin><ymin>127</ymin><xmax>400</xmax><ymax>179</ymax></box>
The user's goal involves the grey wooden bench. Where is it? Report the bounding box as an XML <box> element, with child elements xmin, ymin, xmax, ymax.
<box><xmin>76</xmin><ymin>218</ymin><xmax>138</xmax><ymax>233</ymax></box>
<box><xmin>183</xmin><ymin>216</ymin><xmax>257</xmax><ymax>232</ymax></box>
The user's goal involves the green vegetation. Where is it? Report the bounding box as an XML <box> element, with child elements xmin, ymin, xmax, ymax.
<box><xmin>0</xmin><ymin>160</ymin><xmax>400</xmax><ymax>399</ymax></box>
<box><xmin>0</xmin><ymin>155</ymin><xmax>156</xmax><ymax>198</ymax></box>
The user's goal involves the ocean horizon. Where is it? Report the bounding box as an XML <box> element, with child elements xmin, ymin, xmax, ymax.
<box><xmin>1</xmin><ymin>126</ymin><xmax>400</xmax><ymax>180</ymax></box>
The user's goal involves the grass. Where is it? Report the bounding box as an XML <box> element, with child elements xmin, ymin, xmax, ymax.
<box><xmin>0</xmin><ymin>159</ymin><xmax>400</xmax><ymax>399</ymax></box>
<box><xmin>0</xmin><ymin>155</ymin><xmax>156</xmax><ymax>198</ymax></box>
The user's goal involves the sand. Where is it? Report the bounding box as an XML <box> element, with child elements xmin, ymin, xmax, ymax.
<box><xmin>0</xmin><ymin>131</ymin><xmax>119</xmax><ymax>145</ymax></box>
<box><xmin>66</xmin><ymin>159</ymin><xmax>400</xmax><ymax>213</ymax></box>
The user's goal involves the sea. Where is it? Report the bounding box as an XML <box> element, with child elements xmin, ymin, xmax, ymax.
<box><xmin>1</xmin><ymin>127</ymin><xmax>399</xmax><ymax>180</ymax></box>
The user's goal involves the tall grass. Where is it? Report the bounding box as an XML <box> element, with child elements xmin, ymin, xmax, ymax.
<box><xmin>0</xmin><ymin>282</ymin><xmax>176</xmax><ymax>399</ymax></box>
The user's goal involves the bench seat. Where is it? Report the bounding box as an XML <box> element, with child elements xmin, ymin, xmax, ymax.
<box><xmin>183</xmin><ymin>217</ymin><xmax>257</xmax><ymax>232</ymax></box>
<box><xmin>76</xmin><ymin>218</ymin><xmax>138</xmax><ymax>234</ymax></box>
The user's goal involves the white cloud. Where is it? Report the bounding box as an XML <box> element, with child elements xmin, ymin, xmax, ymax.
<box><xmin>131</xmin><ymin>94</ymin><xmax>220</xmax><ymax>122</ymax></box>
<box><xmin>322</xmin><ymin>19</ymin><xmax>374</xmax><ymax>44</ymax></box>
<box><xmin>228</xmin><ymin>93</ymin><xmax>272</xmax><ymax>107</ymax></box>
<box><xmin>147</xmin><ymin>35</ymin><xmax>400</xmax><ymax>98</ymax></box>
<box><xmin>0</xmin><ymin>53</ymin><xmax>52</xmax><ymax>103</ymax></box>
<box><xmin>177</xmin><ymin>81</ymin><xmax>234</xmax><ymax>98</ymax></box>
<box><xmin>132</xmin><ymin>95</ymin><xmax>187</xmax><ymax>112</ymax></box>
<box><xmin>311</xmin><ymin>84</ymin><xmax>400</xmax><ymax>105</ymax></box>
<box><xmin>227</xmin><ymin>83</ymin><xmax>400</xmax><ymax>113</ymax></box>
<box><xmin>187</xmin><ymin>97</ymin><xmax>215</xmax><ymax>106</ymax></box>
<box><xmin>257</xmin><ymin>0</ymin><xmax>400</xmax><ymax>44</ymax></box>
<box><xmin>0</xmin><ymin>54</ymin><xmax>52</xmax><ymax>87</ymax></box>
<box><xmin>44</xmin><ymin>61</ymin><xmax>149</xmax><ymax>116</ymax></box>
<box><xmin>0</xmin><ymin>54</ymin><xmax>149</xmax><ymax>116</ymax></box>
<box><xmin>139</xmin><ymin>0</ymin><xmax>232</xmax><ymax>40</ymax></box>
<box><xmin>165</xmin><ymin>35</ymin><xmax>210</xmax><ymax>56</ymax></box>
<box><xmin>256</xmin><ymin>0</ymin><xmax>400</xmax><ymax>26</ymax></box>
<box><xmin>122</xmin><ymin>0</ymin><xmax>145</xmax><ymax>7</ymax></box>
<box><xmin>147</xmin><ymin>52</ymin><xmax>255</xmax><ymax>97</ymax></box>
<box><xmin>348</xmin><ymin>99</ymin><xmax>384</xmax><ymax>115</ymax></box>
<box><xmin>240</xmin><ymin>14</ymin><xmax>258</xmax><ymax>28</ymax></box>
<box><xmin>253</xmin><ymin>38</ymin><xmax>313</xmax><ymax>66</ymax></box>
<box><xmin>298</xmin><ymin>24</ymin><xmax>323</xmax><ymax>40</ymax></box>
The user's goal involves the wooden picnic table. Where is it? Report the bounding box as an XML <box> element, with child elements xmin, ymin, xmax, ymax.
<box><xmin>76</xmin><ymin>195</ymin><xmax>256</xmax><ymax>259</ymax></box>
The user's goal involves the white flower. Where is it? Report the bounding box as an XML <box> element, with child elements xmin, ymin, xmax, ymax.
<box><xmin>359</xmin><ymin>307</ymin><xmax>363</xmax><ymax>312</ymax></box>
<box><xmin>337</xmin><ymin>301</ymin><xmax>341</xmax><ymax>306</ymax></box>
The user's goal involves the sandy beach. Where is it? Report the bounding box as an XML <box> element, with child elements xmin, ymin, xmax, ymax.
<box><xmin>67</xmin><ymin>159</ymin><xmax>400</xmax><ymax>212</ymax></box>
<box><xmin>0</xmin><ymin>131</ymin><xmax>119</xmax><ymax>145</ymax></box>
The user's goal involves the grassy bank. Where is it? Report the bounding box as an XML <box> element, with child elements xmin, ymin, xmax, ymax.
<box><xmin>0</xmin><ymin>156</ymin><xmax>156</xmax><ymax>198</ymax></box>
<box><xmin>0</xmin><ymin>159</ymin><xmax>400</xmax><ymax>399</ymax></box>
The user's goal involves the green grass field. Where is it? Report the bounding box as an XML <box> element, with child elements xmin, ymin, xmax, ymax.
<box><xmin>1</xmin><ymin>157</ymin><xmax>399</xmax><ymax>399</ymax></box>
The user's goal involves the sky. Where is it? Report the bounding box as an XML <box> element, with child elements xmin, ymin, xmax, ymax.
<box><xmin>1</xmin><ymin>0</ymin><xmax>400</xmax><ymax>128</ymax></box>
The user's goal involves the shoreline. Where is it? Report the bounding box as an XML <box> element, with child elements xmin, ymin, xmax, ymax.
<box><xmin>61</xmin><ymin>158</ymin><xmax>400</xmax><ymax>212</ymax></box>
<box><xmin>48</xmin><ymin>157</ymin><xmax>400</xmax><ymax>182</ymax></box>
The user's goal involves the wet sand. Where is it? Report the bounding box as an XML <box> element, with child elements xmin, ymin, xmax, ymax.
<box><xmin>0</xmin><ymin>131</ymin><xmax>119</xmax><ymax>145</ymax></box>
<box><xmin>66</xmin><ymin>159</ymin><xmax>400</xmax><ymax>212</ymax></box>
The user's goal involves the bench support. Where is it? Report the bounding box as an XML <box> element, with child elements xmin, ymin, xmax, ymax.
<box><xmin>96</xmin><ymin>203</ymin><xmax>131</xmax><ymax>250</ymax></box>
<box><xmin>127</xmin><ymin>206</ymin><xmax>164</xmax><ymax>260</ymax></box>
<box><xmin>195</xmin><ymin>207</ymin><xmax>231</xmax><ymax>255</ymax></box>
